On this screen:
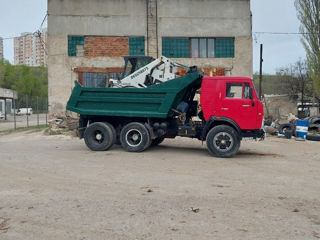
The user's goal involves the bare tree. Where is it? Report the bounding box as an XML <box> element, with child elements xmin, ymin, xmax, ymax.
<box><xmin>295</xmin><ymin>0</ymin><xmax>320</xmax><ymax>96</ymax></box>
<box><xmin>277</xmin><ymin>59</ymin><xmax>313</xmax><ymax>102</ymax></box>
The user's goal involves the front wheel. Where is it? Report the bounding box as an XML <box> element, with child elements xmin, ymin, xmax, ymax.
<box><xmin>206</xmin><ymin>125</ymin><xmax>240</xmax><ymax>158</ymax></box>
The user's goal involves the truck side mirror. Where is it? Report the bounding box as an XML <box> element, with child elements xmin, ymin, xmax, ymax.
<box><xmin>249</xmin><ymin>87</ymin><xmax>253</xmax><ymax>100</ymax></box>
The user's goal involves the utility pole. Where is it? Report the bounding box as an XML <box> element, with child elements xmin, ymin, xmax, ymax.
<box><xmin>259</xmin><ymin>44</ymin><xmax>263</xmax><ymax>100</ymax></box>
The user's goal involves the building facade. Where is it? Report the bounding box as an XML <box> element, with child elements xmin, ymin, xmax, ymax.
<box><xmin>0</xmin><ymin>87</ymin><xmax>18</xmax><ymax>117</ymax></box>
<box><xmin>14</xmin><ymin>29</ymin><xmax>47</xmax><ymax>66</ymax></box>
<box><xmin>0</xmin><ymin>37</ymin><xmax>3</xmax><ymax>59</ymax></box>
<box><xmin>48</xmin><ymin>0</ymin><xmax>252</xmax><ymax>114</ymax></box>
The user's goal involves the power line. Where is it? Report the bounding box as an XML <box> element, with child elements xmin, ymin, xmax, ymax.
<box><xmin>1</xmin><ymin>12</ymin><xmax>47</xmax><ymax>41</ymax></box>
<box><xmin>1</xmin><ymin>33</ymin><xmax>34</xmax><ymax>40</ymax></box>
<box><xmin>253</xmin><ymin>31</ymin><xmax>320</xmax><ymax>35</ymax></box>
<box><xmin>34</xmin><ymin>30</ymin><xmax>48</xmax><ymax>55</ymax></box>
<box><xmin>40</xmin><ymin>12</ymin><xmax>48</xmax><ymax>29</ymax></box>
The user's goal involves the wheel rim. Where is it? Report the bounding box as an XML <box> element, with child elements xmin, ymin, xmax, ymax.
<box><xmin>94</xmin><ymin>130</ymin><xmax>104</xmax><ymax>144</ymax></box>
<box><xmin>213</xmin><ymin>132</ymin><xmax>234</xmax><ymax>152</ymax></box>
<box><xmin>125</xmin><ymin>129</ymin><xmax>143</xmax><ymax>147</ymax></box>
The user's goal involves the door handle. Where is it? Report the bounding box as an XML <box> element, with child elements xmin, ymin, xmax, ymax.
<box><xmin>221</xmin><ymin>108</ymin><xmax>229</xmax><ymax>111</ymax></box>
<box><xmin>242</xmin><ymin>104</ymin><xmax>250</xmax><ymax>107</ymax></box>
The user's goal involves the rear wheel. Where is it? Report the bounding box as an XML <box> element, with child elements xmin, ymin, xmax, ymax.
<box><xmin>120</xmin><ymin>122</ymin><xmax>151</xmax><ymax>152</ymax></box>
<box><xmin>206</xmin><ymin>125</ymin><xmax>240</xmax><ymax>158</ymax></box>
<box><xmin>84</xmin><ymin>122</ymin><xmax>115</xmax><ymax>151</ymax></box>
<box><xmin>103</xmin><ymin>122</ymin><xmax>117</xmax><ymax>146</ymax></box>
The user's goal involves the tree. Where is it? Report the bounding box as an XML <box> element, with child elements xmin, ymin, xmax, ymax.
<box><xmin>0</xmin><ymin>60</ymin><xmax>48</xmax><ymax>98</ymax></box>
<box><xmin>295</xmin><ymin>0</ymin><xmax>320</xmax><ymax>95</ymax></box>
<box><xmin>276</xmin><ymin>59</ymin><xmax>314</xmax><ymax>102</ymax></box>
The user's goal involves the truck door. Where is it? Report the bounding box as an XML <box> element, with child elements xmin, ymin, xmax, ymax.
<box><xmin>219</xmin><ymin>82</ymin><xmax>258</xmax><ymax>130</ymax></box>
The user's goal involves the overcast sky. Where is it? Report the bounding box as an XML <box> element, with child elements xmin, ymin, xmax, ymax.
<box><xmin>0</xmin><ymin>0</ymin><xmax>306</xmax><ymax>74</ymax></box>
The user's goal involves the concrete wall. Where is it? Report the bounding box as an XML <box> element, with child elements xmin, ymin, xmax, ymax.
<box><xmin>48</xmin><ymin>0</ymin><xmax>146</xmax><ymax>36</ymax></box>
<box><xmin>264</xmin><ymin>95</ymin><xmax>298</xmax><ymax>121</ymax></box>
<box><xmin>48</xmin><ymin>0</ymin><xmax>252</xmax><ymax>114</ymax></box>
<box><xmin>158</xmin><ymin>0</ymin><xmax>252</xmax><ymax>76</ymax></box>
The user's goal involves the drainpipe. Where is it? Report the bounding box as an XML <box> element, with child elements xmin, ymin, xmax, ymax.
<box><xmin>146</xmin><ymin>0</ymin><xmax>149</xmax><ymax>56</ymax></box>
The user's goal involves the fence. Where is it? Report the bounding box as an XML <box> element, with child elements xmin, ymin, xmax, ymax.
<box><xmin>0</xmin><ymin>95</ymin><xmax>48</xmax><ymax>131</ymax></box>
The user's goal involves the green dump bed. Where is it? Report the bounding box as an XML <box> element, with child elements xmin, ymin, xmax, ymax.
<box><xmin>66</xmin><ymin>71</ymin><xmax>202</xmax><ymax>119</ymax></box>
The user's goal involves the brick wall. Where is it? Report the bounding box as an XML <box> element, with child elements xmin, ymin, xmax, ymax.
<box><xmin>200</xmin><ymin>68</ymin><xmax>225</xmax><ymax>77</ymax></box>
<box><xmin>84</xmin><ymin>36</ymin><xmax>129</xmax><ymax>58</ymax></box>
<box><xmin>177</xmin><ymin>68</ymin><xmax>225</xmax><ymax>77</ymax></box>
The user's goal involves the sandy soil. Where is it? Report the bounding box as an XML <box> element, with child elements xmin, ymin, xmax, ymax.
<box><xmin>0</xmin><ymin>131</ymin><xmax>319</xmax><ymax>240</ymax></box>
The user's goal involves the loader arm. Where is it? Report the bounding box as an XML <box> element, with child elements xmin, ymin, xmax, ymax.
<box><xmin>115</xmin><ymin>56</ymin><xmax>190</xmax><ymax>88</ymax></box>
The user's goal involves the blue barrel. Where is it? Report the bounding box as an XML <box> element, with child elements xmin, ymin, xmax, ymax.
<box><xmin>296</xmin><ymin>120</ymin><xmax>309</xmax><ymax>139</ymax></box>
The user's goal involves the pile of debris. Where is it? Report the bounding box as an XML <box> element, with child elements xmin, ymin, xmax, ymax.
<box><xmin>48</xmin><ymin>113</ymin><xmax>79</xmax><ymax>136</ymax></box>
<box><xmin>264</xmin><ymin>113</ymin><xmax>320</xmax><ymax>141</ymax></box>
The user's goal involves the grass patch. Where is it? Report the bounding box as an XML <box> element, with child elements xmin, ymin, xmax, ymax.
<box><xmin>0</xmin><ymin>125</ymin><xmax>48</xmax><ymax>135</ymax></box>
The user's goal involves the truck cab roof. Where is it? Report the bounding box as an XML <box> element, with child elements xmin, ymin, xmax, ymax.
<box><xmin>203</xmin><ymin>76</ymin><xmax>252</xmax><ymax>82</ymax></box>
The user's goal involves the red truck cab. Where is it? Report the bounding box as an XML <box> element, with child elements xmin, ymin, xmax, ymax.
<box><xmin>194</xmin><ymin>76</ymin><xmax>264</xmax><ymax>157</ymax></box>
<box><xmin>201</xmin><ymin>76</ymin><xmax>264</xmax><ymax>130</ymax></box>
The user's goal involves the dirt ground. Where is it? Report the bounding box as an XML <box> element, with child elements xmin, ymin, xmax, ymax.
<box><xmin>0</xmin><ymin>130</ymin><xmax>320</xmax><ymax>240</ymax></box>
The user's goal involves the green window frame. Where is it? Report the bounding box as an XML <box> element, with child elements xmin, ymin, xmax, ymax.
<box><xmin>129</xmin><ymin>37</ymin><xmax>145</xmax><ymax>56</ymax></box>
<box><xmin>215</xmin><ymin>38</ymin><xmax>235</xmax><ymax>58</ymax></box>
<box><xmin>162</xmin><ymin>37</ymin><xmax>234</xmax><ymax>59</ymax></box>
<box><xmin>68</xmin><ymin>36</ymin><xmax>84</xmax><ymax>57</ymax></box>
<box><xmin>162</xmin><ymin>38</ymin><xmax>189</xmax><ymax>58</ymax></box>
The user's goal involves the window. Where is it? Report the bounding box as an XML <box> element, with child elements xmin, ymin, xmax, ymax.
<box><xmin>215</xmin><ymin>38</ymin><xmax>234</xmax><ymax>58</ymax></box>
<box><xmin>164</xmin><ymin>37</ymin><xmax>234</xmax><ymax>59</ymax></box>
<box><xmin>207</xmin><ymin>39</ymin><xmax>215</xmax><ymax>58</ymax></box>
<box><xmin>243</xmin><ymin>83</ymin><xmax>251</xmax><ymax>99</ymax></box>
<box><xmin>162</xmin><ymin>38</ymin><xmax>189</xmax><ymax>58</ymax></box>
<box><xmin>199</xmin><ymin>38</ymin><xmax>207</xmax><ymax>58</ymax></box>
<box><xmin>226</xmin><ymin>83</ymin><xmax>242</xmax><ymax>99</ymax></box>
<box><xmin>124</xmin><ymin>60</ymin><xmax>133</xmax><ymax>78</ymax></box>
<box><xmin>129</xmin><ymin>37</ymin><xmax>145</xmax><ymax>56</ymax></box>
<box><xmin>83</xmin><ymin>73</ymin><xmax>107</xmax><ymax>88</ymax></box>
<box><xmin>68</xmin><ymin>36</ymin><xmax>84</xmax><ymax>56</ymax></box>
<box><xmin>191</xmin><ymin>38</ymin><xmax>199</xmax><ymax>57</ymax></box>
<box><xmin>191</xmin><ymin>38</ymin><xmax>215</xmax><ymax>58</ymax></box>
<box><xmin>109</xmin><ymin>72</ymin><xmax>121</xmax><ymax>80</ymax></box>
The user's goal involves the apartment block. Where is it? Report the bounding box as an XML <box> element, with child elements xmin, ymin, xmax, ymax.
<box><xmin>14</xmin><ymin>29</ymin><xmax>47</xmax><ymax>66</ymax></box>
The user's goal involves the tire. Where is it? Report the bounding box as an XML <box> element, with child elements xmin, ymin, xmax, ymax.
<box><xmin>103</xmin><ymin>122</ymin><xmax>117</xmax><ymax>146</ymax></box>
<box><xmin>264</xmin><ymin>120</ymin><xmax>272</xmax><ymax>126</ymax></box>
<box><xmin>151</xmin><ymin>136</ymin><xmax>165</xmax><ymax>147</ymax></box>
<box><xmin>311</xmin><ymin>117</ymin><xmax>320</xmax><ymax>125</ymax></box>
<box><xmin>284</xmin><ymin>130</ymin><xmax>293</xmax><ymax>139</ymax></box>
<box><xmin>279</xmin><ymin>123</ymin><xmax>294</xmax><ymax>135</ymax></box>
<box><xmin>120</xmin><ymin>122</ymin><xmax>151</xmax><ymax>152</ymax></box>
<box><xmin>306</xmin><ymin>134</ymin><xmax>320</xmax><ymax>141</ymax></box>
<box><xmin>84</xmin><ymin>122</ymin><xmax>115</xmax><ymax>151</ymax></box>
<box><xmin>206</xmin><ymin>125</ymin><xmax>240</xmax><ymax>158</ymax></box>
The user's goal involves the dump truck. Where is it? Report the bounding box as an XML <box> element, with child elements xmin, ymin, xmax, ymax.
<box><xmin>67</xmin><ymin>60</ymin><xmax>264</xmax><ymax>158</ymax></box>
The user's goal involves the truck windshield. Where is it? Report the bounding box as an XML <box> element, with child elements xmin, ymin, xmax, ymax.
<box><xmin>124</xmin><ymin>61</ymin><xmax>133</xmax><ymax>78</ymax></box>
